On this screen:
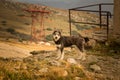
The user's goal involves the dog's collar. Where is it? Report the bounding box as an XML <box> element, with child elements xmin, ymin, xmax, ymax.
<box><xmin>54</xmin><ymin>37</ymin><xmax>62</xmax><ymax>45</ymax></box>
<box><xmin>54</xmin><ymin>40</ymin><xmax>61</xmax><ymax>44</ymax></box>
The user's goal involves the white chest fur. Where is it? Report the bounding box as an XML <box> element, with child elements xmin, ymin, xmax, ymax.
<box><xmin>56</xmin><ymin>44</ymin><xmax>62</xmax><ymax>49</ymax></box>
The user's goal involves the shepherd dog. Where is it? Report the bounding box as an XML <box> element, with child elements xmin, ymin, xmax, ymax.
<box><xmin>52</xmin><ymin>30</ymin><xmax>89</xmax><ymax>60</ymax></box>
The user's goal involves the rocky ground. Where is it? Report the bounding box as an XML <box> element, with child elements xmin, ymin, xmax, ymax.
<box><xmin>28</xmin><ymin>49</ymin><xmax>120</xmax><ymax>80</ymax></box>
<box><xmin>0</xmin><ymin>40</ymin><xmax>120</xmax><ymax>80</ymax></box>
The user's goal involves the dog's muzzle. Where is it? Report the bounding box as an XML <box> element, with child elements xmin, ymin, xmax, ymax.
<box><xmin>55</xmin><ymin>37</ymin><xmax>58</xmax><ymax>39</ymax></box>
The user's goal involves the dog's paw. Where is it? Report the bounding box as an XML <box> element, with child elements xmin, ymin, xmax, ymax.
<box><xmin>59</xmin><ymin>57</ymin><xmax>64</xmax><ymax>60</ymax></box>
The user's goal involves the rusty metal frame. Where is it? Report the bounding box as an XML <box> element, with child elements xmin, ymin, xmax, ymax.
<box><xmin>69</xmin><ymin>3</ymin><xmax>113</xmax><ymax>40</ymax></box>
<box><xmin>24</xmin><ymin>6</ymin><xmax>50</xmax><ymax>42</ymax></box>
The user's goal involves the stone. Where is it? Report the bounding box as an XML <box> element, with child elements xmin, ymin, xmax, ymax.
<box><xmin>52</xmin><ymin>68</ymin><xmax>68</xmax><ymax>77</ymax></box>
<box><xmin>90</xmin><ymin>64</ymin><xmax>101</xmax><ymax>72</ymax></box>
<box><xmin>75</xmin><ymin>77</ymin><xmax>81</xmax><ymax>80</ymax></box>
<box><xmin>45</xmin><ymin>42</ymin><xmax>51</xmax><ymax>46</ymax></box>
<box><xmin>118</xmin><ymin>60</ymin><xmax>120</xmax><ymax>64</ymax></box>
<box><xmin>20</xmin><ymin>63</ymin><xmax>27</xmax><ymax>70</ymax></box>
<box><xmin>87</xmin><ymin>55</ymin><xmax>98</xmax><ymax>63</ymax></box>
<box><xmin>39</xmin><ymin>68</ymin><xmax>48</xmax><ymax>73</ymax></box>
<box><xmin>23</xmin><ymin>57</ymin><xmax>38</xmax><ymax>62</ymax></box>
<box><xmin>14</xmin><ymin>64</ymin><xmax>21</xmax><ymax>70</ymax></box>
<box><xmin>12</xmin><ymin>57</ymin><xmax>23</xmax><ymax>62</ymax></box>
<box><xmin>67</xmin><ymin>58</ymin><xmax>77</xmax><ymax>64</ymax></box>
<box><xmin>48</xmin><ymin>60</ymin><xmax>61</xmax><ymax>66</ymax></box>
<box><xmin>62</xmin><ymin>70</ymin><xmax>68</xmax><ymax>77</ymax></box>
<box><xmin>38</xmin><ymin>41</ymin><xmax>45</xmax><ymax>45</ymax></box>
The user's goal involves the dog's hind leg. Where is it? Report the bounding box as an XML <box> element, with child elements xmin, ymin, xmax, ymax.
<box><xmin>77</xmin><ymin>50</ymin><xmax>86</xmax><ymax>61</ymax></box>
<box><xmin>75</xmin><ymin>46</ymin><xmax>83</xmax><ymax>60</ymax></box>
<box><xmin>76</xmin><ymin>42</ymin><xmax>86</xmax><ymax>60</ymax></box>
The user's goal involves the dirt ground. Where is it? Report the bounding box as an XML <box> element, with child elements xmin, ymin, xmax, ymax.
<box><xmin>0</xmin><ymin>40</ymin><xmax>55</xmax><ymax>58</ymax></box>
<box><xmin>0</xmin><ymin>40</ymin><xmax>120</xmax><ymax>80</ymax></box>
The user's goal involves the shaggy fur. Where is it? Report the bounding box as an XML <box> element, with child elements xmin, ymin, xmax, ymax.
<box><xmin>53</xmin><ymin>30</ymin><xmax>88</xmax><ymax>60</ymax></box>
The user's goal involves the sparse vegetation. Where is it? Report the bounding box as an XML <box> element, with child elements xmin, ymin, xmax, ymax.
<box><xmin>71</xmin><ymin>30</ymin><xmax>79</xmax><ymax>35</ymax></box>
<box><xmin>17</xmin><ymin>14</ymin><xmax>25</xmax><ymax>17</ymax></box>
<box><xmin>1</xmin><ymin>21</ymin><xmax>7</xmax><ymax>24</ymax></box>
<box><xmin>6</xmin><ymin>28</ymin><xmax>16</xmax><ymax>34</ymax></box>
<box><xmin>0</xmin><ymin>57</ymin><xmax>88</xmax><ymax>80</ymax></box>
<box><xmin>1</xmin><ymin>21</ymin><xmax>7</xmax><ymax>26</ymax></box>
<box><xmin>75</xmin><ymin>24</ymin><xmax>84</xmax><ymax>30</ymax></box>
<box><xmin>24</xmin><ymin>23</ymin><xmax>30</xmax><ymax>25</ymax></box>
<box><xmin>46</xmin><ymin>28</ymin><xmax>52</xmax><ymax>31</ymax></box>
<box><xmin>86</xmin><ymin>41</ymin><xmax>120</xmax><ymax>57</ymax></box>
<box><xmin>46</xmin><ymin>34</ymin><xmax>53</xmax><ymax>41</ymax></box>
<box><xmin>75</xmin><ymin>24</ymin><xmax>92</xmax><ymax>30</ymax></box>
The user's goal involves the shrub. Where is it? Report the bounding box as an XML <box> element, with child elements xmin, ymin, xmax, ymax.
<box><xmin>24</xmin><ymin>23</ymin><xmax>30</xmax><ymax>25</ymax></box>
<box><xmin>46</xmin><ymin>28</ymin><xmax>52</xmax><ymax>31</ymax></box>
<box><xmin>71</xmin><ymin>30</ymin><xmax>79</xmax><ymax>35</ymax></box>
<box><xmin>17</xmin><ymin>14</ymin><xmax>25</xmax><ymax>17</ymax></box>
<box><xmin>91</xmin><ymin>25</ymin><xmax>96</xmax><ymax>28</ymax></box>
<box><xmin>6</xmin><ymin>28</ymin><xmax>15</xmax><ymax>34</ymax></box>
<box><xmin>74</xmin><ymin>23</ymin><xmax>93</xmax><ymax>30</ymax></box>
<box><xmin>83</xmin><ymin>25</ymin><xmax>92</xmax><ymax>30</ymax></box>
<box><xmin>45</xmin><ymin>34</ymin><xmax>53</xmax><ymax>41</ymax></box>
<box><xmin>67</xmin><ymin>65</ymin><xmax>86</xmax><ymax>79</ymax></box>
<box><xmin>1</xmin><ymin>21</ymin><xmax>7</xmax><ymax>26</ymax></box>
<box><xmin>1</xmin><ymin>21</ymin><xmax>7</xmax><ymax>24</ymax></box>
<box><xmin>1</xmin><ymin>70</ymin><xmax>33</xmax><ymax>80</ymax></box>
<box><xmin>75</xmin><ymin>24</ymin><xmax>85</xmax><ymax>30</ymax></box>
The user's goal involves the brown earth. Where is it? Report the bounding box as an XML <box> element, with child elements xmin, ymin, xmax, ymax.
<box><xmin>0</xmin><ymin>40</ymin><xmax>55</xmax><ymax>58</ymax></box>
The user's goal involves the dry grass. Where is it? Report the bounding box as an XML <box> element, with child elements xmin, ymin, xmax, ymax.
<box><xmin>0</xmin><ymin>57</ymin><xmax>90</xmax><ymax>80</ymax></box>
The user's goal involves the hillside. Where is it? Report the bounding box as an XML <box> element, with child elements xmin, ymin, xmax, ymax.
<box><xmin>0</xmin><ymin>0</ymin><xmax>101</xmax><ymax>42</ymax></box>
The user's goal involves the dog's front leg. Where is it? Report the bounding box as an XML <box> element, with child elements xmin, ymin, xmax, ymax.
<box><xmin>56</xmin><ymin>44</ymin><xmax>64</xmax><ymax>60</ymax></box>
<box><xmin>59</xmin><ymin>47</ymin><xmax>64</xmax><ymax>60</ymax></box>
<box><xmin>56</xmin><ymin>45</ymin><xmax>61</xmax><ymax>60</ymax></box>
<box><xmin>56</xmin><ymin>48</ymin><xmax>61</xmax><ymax>60</ymax></box>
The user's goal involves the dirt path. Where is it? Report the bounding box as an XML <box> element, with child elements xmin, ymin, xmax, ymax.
<box><xmin>0</xmin><ymin>41</ymin><xmax>55</xmax><ymax>58</ymax></box>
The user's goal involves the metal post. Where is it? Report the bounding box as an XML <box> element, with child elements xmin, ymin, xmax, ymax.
<box><xmin>23</xmin><ymin>5</ymin><xmax>49</xmax><ymax>42</ymax></box>
<box><xmin>99</xmin><ymin>4</ymin><xmax>102</xmax><ymax>28</ymax></box>
<box><xmin>69</xmin><ymin>9</ymin><xmax>72</xmax><ymax>36</ymax></box>
<box><xmin>106</xmin><ymin>12</ymin><xmax>109</xmax><ymax>40</ymax></box>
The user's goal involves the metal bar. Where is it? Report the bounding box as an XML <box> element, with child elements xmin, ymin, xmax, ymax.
<box><xmin>71</xmin><ymin>9</ymin><xmax>110</xmax><ymax>13</ymax></box>
<box><xmin>100</xmin><ymin>3</ymin><xmax>114</xmax><ymax>5</ymax></box>
<box><xmin>101</xmin><ymin>14</ymin><xmax>114</xmax><ymax>16</ymax></box>
<box><xmin>70</xmin><ymin>4</ymin><xmax>100</xmax><ymax>10</ymax></box>
<box><xmin>71</xmin><ymin>21</ymin><xmax>107</xmax><ymax>26</ymax></box>
<box><xmin>99</xmin><ymin>4</ymin><xmax>102</xmax><ymax>28</ymax></box>
<box><xmin>106</xmin><ymin>12</ymin><xmax>109</xmax><ymax>40</ymax></box>
<box><xmin>70</xmin><ymin>3</ymin><xmax>113</xmax><ymax>10</ymax></box>
<box><xmin>69</xmin><ymin>9</ymin><xmax>72</xmax><ymax>36</ymax></box>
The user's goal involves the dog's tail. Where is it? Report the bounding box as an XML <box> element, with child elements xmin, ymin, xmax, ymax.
<box><xmin>77</xmin><ymin>34</ymin><xmax>89</xmax><ymax>43</ymax></box>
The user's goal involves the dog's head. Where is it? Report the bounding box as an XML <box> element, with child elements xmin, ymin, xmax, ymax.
<box><xmin>52</xmin><ymin>30</ymin><xmax>61</xmax><ymax>42</ymax></box>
